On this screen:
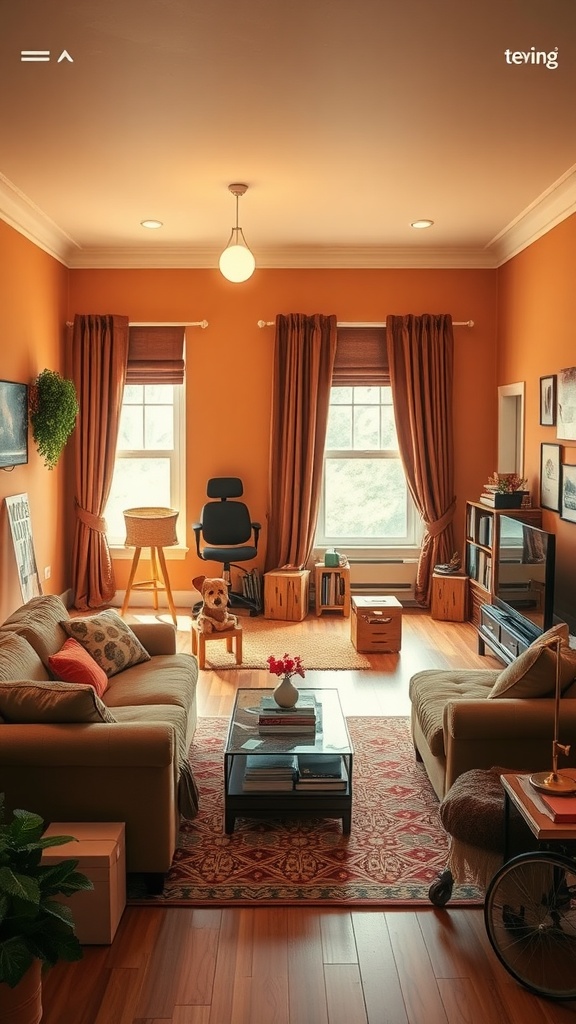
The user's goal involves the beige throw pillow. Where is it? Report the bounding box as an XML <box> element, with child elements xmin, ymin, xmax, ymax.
<box><xmin>489</xmin><ymin>622</ymin><xmax>576</xmax><ymax>699</ymax></box>
<box><xmin>0</xmin><ymin>680</ymin><xmax>116</xmax><ymax>723</ymax></box>
<box><xmin>60</xmin><ymin>611</ymin><xmax>151</xmax><ymax>677</ymax></box>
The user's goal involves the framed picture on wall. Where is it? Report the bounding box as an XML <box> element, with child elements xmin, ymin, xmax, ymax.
<box><xmin>557</xmin><ymin>366</ymin><xmax>576</xmax><ymax>440</ymax></box>
<box><xmin>4</xmin><ymin>493</ymin><xmax>43</xmax><ymax>603</ymax></box>
<box><xmin>539</xmin><ymin>375</ymin><xmax>557</xmax><ymax>426</ymax></box>
<box><xmin>540</xmin><ymin>443</ymin><xmax>562</xmax><ymax>512</ymax></box>
<box><xmin>560</xmin><ymin>463</ymin><xmax>576</xmax><ymax>524</ymax></box>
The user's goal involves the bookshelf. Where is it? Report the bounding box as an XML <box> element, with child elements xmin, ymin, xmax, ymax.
<box><xmin>314</xmin><ymin>563</ymin><xmax>351</xmax><ymax>617</ymax></box>
<box><xmin>465</xmin><ymin>500</ymin><xmax>542</xmax><ymax>627</ymax></box>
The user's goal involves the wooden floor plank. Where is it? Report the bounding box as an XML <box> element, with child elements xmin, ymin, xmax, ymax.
<box><xmin>352</xmin><ymin>910</ymin><xmax>409</xmax><ymax>1024</ymax></box>
<box><xmin>319</xmin><ymin>910</ymin><xmax>358</xmax><ymax>964</ymax></box>
<box><xmin>324</xmin><ymin>963</ymin><xmax>368</xmax><ymax>1024</ymax></box>
<box><xmin>286</xmin><ymin>908</ymin><xmax>330</xmax><ymax>1024</ymax></box>
<box><xmin>384</xmin><ymin>912</ymin><xmax>448</xmax><ymax>1024</ymax></box>
<box><xmin>248</xmin><ymin>907</ymin><xmax>290</xmax><ymax>1024</ymax></box>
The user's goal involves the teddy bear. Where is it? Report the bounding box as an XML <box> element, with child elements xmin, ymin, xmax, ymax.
<box><xmin>192</xmin><ymin>575</ymin><xmax>238</xmax><ymax>633</ymax></box>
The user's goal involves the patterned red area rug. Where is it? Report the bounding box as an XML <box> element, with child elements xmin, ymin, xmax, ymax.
<box><xmin>130</xmin><ymin>716</ymin><xmax>483</xmax><ymax>906</ymax></box>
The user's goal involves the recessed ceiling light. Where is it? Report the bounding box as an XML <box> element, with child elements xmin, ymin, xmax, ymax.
<box><xmin>141</xmin><ymin>219</ymin><xmax>163</xmax><ymax>229</ymax></box>
<box><xmin>411</xmin><ymin>219</ymin><xmax>434</xmax><ymax>229</ymax></box>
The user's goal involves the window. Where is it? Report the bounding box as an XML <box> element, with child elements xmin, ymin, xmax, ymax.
<box><xmin>316</xmin><ymin>385</ymin><xmax>419</xmax><ymax>550</ymax></box>
<box><xmin>105</xmin><ymin>384</ymin><xmax>185</xmax><ymax>547</ymax></box>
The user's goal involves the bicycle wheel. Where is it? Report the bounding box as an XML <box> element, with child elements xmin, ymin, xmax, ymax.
<box><xmin>484</xmin><ymin>851</ymin><xmax>576</xmax><ymax>1000</ymax></box>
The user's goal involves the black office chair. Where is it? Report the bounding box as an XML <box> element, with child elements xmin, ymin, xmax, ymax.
<box><xmin>192</xmin><ymin>477</ymin><xmax>261</xmax><ymax>614</ymax></box>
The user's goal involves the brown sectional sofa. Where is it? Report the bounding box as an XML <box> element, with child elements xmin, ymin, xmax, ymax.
<box><xmin>409</xmin><ymin>623</ymin><xmax>576</xmax><ymax>800</ymax></box>
<box><xmin>0</xmin><ymin>595</ymin><xmax>198</xmax><ymax>875</ymax></box>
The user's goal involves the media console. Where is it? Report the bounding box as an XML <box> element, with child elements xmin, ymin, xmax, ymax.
<box><xmin>477</xmin><ymin>603</ymin><xmax>537</xmax><ymax>665</ymax></box>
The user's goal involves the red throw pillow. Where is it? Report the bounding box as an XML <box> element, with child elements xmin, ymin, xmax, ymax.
<box><xmin>48</xmin><ymin>638</ymin><xmax>108</xmax><ymax>698</ymax></box>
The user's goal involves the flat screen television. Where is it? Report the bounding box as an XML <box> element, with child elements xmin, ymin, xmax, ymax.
<box><xmin>494</xmin><ymin>515</ymin><xmax>555</xmax><ymax>642</ymax></box>
<box><xmin>0</xmin><ymin>380</ymin><xmax>28</xmax><ymax>468</ymax></box>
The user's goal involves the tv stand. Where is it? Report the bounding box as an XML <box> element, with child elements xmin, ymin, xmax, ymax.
<box><xmin>477</xmin><ymin>604</ymin><xmax>535</xmax><ymax>666</ymax></box>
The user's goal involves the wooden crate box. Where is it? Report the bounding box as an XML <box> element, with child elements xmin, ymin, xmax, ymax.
<box><xmin>264</xmin><ymin>569</ymin><xmax>310</xmax><ymax>621</ymax></box>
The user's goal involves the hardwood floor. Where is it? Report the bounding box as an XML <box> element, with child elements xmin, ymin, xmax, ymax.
<box><xmin>41</xmin><ymin>610</ymin><xmax>576</xmax><ymax>1023</ymax></box>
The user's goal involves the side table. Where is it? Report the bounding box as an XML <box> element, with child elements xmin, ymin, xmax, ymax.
<box><xmin>431</xmin><ymin>572</ymin><xmax>468</xmax><ymax>622</ymax></box>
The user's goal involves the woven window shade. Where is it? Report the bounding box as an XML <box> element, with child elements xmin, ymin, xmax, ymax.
<box><xmin>332</xmin><ymin>327</ymin><xmax>389</xmax><ymax>386</ymax></box>
<box><xmin>126</xmin><ymin>326</ymin><xmax>185</xmax><ymax>384</ymax></box>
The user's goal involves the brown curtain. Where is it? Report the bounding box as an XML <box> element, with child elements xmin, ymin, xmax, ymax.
<box><xmin>68</xmin><ymin>314</ymin><xmax>129</xmax><ymax>609</ymax></box>
<box><xmin>266</xmin><ymin>313</ymin><xmax>338</xmax><ymax>571</ymax></box>
<box><xmin>386</xmin><ymin>314</ymin><xmax>456</xmax><ymax>606</ymax></box>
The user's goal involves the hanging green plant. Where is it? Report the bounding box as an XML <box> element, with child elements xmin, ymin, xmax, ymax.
<box><xmin>29</xmin><ymin>368</ymin><xmax>79</xmax><ymax>470</ymax></box>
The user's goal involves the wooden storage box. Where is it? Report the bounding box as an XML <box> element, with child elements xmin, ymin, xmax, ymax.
<box><xmin>431</xmin><ymin>572</ymin><xmax>468</xmax><ymax>622</ymax></box>
<box><xmin>42</xmin><ymin>822</ymin><xmax>126</xmax><ymax>944</ymax></box>
<box><xmin>350</xmin><ymin>596</ymin><xmax>402</xmax><ymax>652</ymax></box>
<box><xmin>264</xmin><ymin>569</ymin><xmax>310</xmax><ymax>621</ymax></box>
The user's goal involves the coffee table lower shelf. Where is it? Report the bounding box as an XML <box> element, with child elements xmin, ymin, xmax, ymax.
<box><xmin>224</xmin><ymin>754</ymin><xmax>353</xmax><ymax>835</ymax></box>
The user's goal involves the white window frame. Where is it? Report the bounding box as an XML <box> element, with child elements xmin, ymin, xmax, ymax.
<box><xmin>107</xmin><ymin>383</ymin><xmax>187</xmax><ymax>556</ymax></box>
<box><xmin>315</xmin><ymin>386</ymin><xmax>421</xmax><ymax>557</ymax></box>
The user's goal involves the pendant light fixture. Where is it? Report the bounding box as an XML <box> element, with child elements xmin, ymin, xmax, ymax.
<box><xmin>218</xmin><ymin>183</ymin><xmax>256</xmax><ymax>283</ymax></box>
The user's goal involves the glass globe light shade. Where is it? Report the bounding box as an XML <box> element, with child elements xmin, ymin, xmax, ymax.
<box><xmin>219</xmin><ymin>242</ymin><xmax>256</xmax><ymax>283</ymax></box>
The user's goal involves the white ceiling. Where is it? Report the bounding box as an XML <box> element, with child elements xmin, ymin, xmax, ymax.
<box><xmin>1</xmin><ymin>0</ymin><xmax>576</xmax><ymax>269</ymax></box>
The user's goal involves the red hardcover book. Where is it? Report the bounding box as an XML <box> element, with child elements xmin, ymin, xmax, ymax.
<box><xmin>539</xmin><ymin>791</ymin><xmax>576</xmax><ymax>823</ymax></box>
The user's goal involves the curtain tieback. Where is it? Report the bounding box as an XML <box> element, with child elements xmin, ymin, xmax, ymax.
<box><xmin>75</xmin><ymin>502</ymin><xmax>106</xmax><ymax>533</ymax></box>
<box><xmin>425</xmin><ymin>499</ymin><xmax>456</xmax><ymax>538</ymax></box>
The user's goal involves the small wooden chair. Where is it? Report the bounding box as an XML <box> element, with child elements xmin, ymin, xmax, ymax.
<box><xmin>191</xmin><ymin>622</ymin><xmax>243</xmax><ymax>670</ymax></box>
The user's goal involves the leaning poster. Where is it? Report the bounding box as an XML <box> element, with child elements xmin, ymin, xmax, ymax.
<box><xmin>5</xmin><ymin>492</ymin><xmax>43</xmax><ymax>603</ymax></box>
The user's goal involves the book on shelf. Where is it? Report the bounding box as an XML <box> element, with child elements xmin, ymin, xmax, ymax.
<box><xmin>258</xmin><ymin>716</ymin><xmax>316</xmax><ymax>726</ymax></box>
<box><xmin>297</xmin><ymin>753</ymin><xmax>343</xmax><ymax>778</ymax></box>
<box><xmin>260</xmin><ymin>695</ymin><xmax>318</xmax><ymax>715</ymax></box>
<box><xmin>517</xmin><ymin>773</ymin><xmax>576</xmax><ymax>823</ymax></box>
<box><xmin>258</xmin><ymin>724</ymin><xmax>316</xmax><ymax>734</ymax></box>
<box><xmin>245</xmin><ymin>753</ymin><xmax>298</xmax><ymax>775</ymax></box>
<box><xmin>242</xmin><ymin>778</ymin><xmax>295</xmax><ymax>792</ymax></box>
<box><xmin>295</xmin><ymin>759</ymin><xmax>348</xmax><ymax>790</ymax></box>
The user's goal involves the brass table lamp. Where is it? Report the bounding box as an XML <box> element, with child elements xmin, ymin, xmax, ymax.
<box><xmin>530</xmin><ymin>635</ymin><xmax>576</xmax><ymax>795</ymax></box>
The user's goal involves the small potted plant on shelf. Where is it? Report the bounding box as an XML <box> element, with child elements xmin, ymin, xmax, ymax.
<box><xmin>486</xmin><ymin>472</ymin><xmax>529</xmax><ymax>508</ymax></box>
<box><xmin>0</xmin><ymin>794</ymin><xmax>93</xmax><ymax>1024</ymax></box>
<box><xmin>29</xmin><ymin>368</ymin><xmax>79</xmax><ymax>470</ymax></box>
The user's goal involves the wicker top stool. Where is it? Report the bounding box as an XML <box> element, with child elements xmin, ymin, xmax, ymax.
<box><xmin>120</xmin><ymin>507</ymin><xmax>179</xmax><ymax>627</ymax></box>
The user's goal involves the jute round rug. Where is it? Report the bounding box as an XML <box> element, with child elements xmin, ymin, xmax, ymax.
<box><xmin>189</xmin><ymin>616</ymin><xmax>372</xmax><ymax>670</ymax></box>
<box><xmin>129</xmin><ymin>715</ymin><xmax>482</xmax><ymax>906</ymax></box>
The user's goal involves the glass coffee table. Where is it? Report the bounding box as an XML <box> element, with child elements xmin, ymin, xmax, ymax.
<box><xmin>224</xmin><ymin>688</ymin><xmax>354</xmax><ymax>834</ymax></box>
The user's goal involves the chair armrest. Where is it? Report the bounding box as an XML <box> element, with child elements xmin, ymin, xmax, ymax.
<box><xmin>252</xmin><ymin>522</ymin><xmax>261</xmax><ymax>546</ymax></box>
<box><xmin>192</xmin><ymin>522</ymin><xmax>203</xmax><ymax>557</ymax></box>
<box><xmin>129</xmin><ymin>621</ymin><xmax>177</xmax><ymax>655</ymax></box>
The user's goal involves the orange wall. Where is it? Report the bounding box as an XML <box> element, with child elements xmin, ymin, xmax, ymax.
<box><xmin>497</xmin><ymin>213</ymin><xmax>576</xmax><ymax>629</ymax></box>
<box><xmin>0</xmin><ymin>221</ymin><xmax>69</xmax><ymax>620</ymax></box>
<box><xmin>68</xmin><ymin>267</ymin><xmax>497</xmax><ymax>591</ymax></box>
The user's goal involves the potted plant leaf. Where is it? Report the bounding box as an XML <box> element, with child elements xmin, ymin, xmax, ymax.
<box><xmin>29</xmin><ymin>368</ymin><xmax>79</xmax><ymax>470</ymax></box>
<box><xmin>0</xmin><ymin>794</ymin><xmax>93</xmax><ymax>1023</ymax></box>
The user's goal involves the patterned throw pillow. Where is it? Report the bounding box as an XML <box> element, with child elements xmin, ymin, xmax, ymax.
<box><xmin>60</xmin><ymin>611</ymin><xmax>151</xmax><ymax>678</ymax></box>
<box><xmin>48</xmin><ymin>637</ymin><xmax>109</xmax><ymax>698</ymax></box>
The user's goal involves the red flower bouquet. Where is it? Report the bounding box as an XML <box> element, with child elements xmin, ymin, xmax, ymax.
<box><xmin>266</xmin><ymin>654</ymin><xmax>305</xmax><ymax>679</ymax></box>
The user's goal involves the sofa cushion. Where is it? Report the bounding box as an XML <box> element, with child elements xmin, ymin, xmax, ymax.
<box><xmin>104</xmin><ymin>654</ymin><xmax>197</xmax><ymax>710</ymax></box>
<box><xmin>409</xmin><ymin>669</ymin><xmax>498</xmax><ymax>756</ymax></box>
<box><xmin>0</xmin><ymin>632</ymin><xmax>50</xmax><ymax>682</ymax></box>
<box><xmin>489</xmin><ymin>626</ymin><xmax>576</xmax><ymax>700</ymax></box>
<box><xmin>48</xmin><ymin>638</ymin><xmax>109</xmax><ymax>698</ymax></box>
<box><xmin>0</xmin><ymin>594</ymin><xmax>69</xmax><ymax>666</ymax></box>
<box><xmin>0</xmin><ymin>680</ymin><xmax>117</xmax><ymax>723</ymax></box>
<box><xmin>60</xmin><ymin>611</ymin><xmax>151</xmax><ymax>677</ymax></box>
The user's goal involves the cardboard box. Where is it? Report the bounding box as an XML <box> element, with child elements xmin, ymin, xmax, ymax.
<box><xmin>42</xmin><ymin>822</ymin><xmax>126</xmax><ymax>944</ymax></box>
<box><xmin>350</xmin><ymin>596</ymin><xmax>402</xmax><ymax>652</ymax></box>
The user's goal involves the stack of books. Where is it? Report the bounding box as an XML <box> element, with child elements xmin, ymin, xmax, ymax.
<box><xmin>295</xmin><ymin>753</ymin><xmax>347</xmax><ymax>791</ymax></box>
<box><xmin>258</xmin><ymin>694</ymin><xmax>318</xmax><ymax>735</ymax></box>
<box><xmin>242</xmin><ymin>753</ymin><xmax>298</xmax><ymax>791</ymax></box>
<box><xmin>479</xmin><ymin>484</ymin><xmax>529</xmax><ymax>508</ymax></box>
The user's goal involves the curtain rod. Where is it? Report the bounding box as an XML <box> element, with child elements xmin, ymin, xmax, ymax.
<box><xmin>257</xmin><ymin>319</ymin><xmax>474</xmax><ymax>328</ymax></box>
<box><xmin>65</xmin><ymin>320</ymin><xmax>209</xmax><ymax>328</ymax></box>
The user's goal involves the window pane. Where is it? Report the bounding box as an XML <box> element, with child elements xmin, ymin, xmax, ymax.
<box><xmin>353</xmin><ymin>386</ymin><xmax>380</xmax><ymax>404</ymax></box>
<box><xmin>145</xmin><ymin>406</ymin><xmax>174</xmax><ymax>449</ymax></box>
<box><xmin>353</xmin><ymin>405</ymin><xmax>379</xmax><ymax>449</ymax></box>
<box><xmin>106</xmin><ymin>458</ymin><xmax>172</xmax><ymax>541</ymax></box>
<box><xmin>324</xmin><ymin>458</ymin><xmax>407</xmax><ymax>538</ymax></box>
<box><xmin>381</xmin><ymin>406</ymin><xmax>399</xmax><ymax>449</ymax></box>
<box><xmin>123</xmin><ymin>385</ymin><xmax>143</xmax><ymax>404</ymax></box>
<box><xmin>326</xmin><ymin>406</ymin><xmax>352</xmax><ymax>449</ymax></box>
<box><xmin>145</xmin><ymin>384</ymin><xmax>173</xmax><ymax>403</ymax></box>
<box><xmin>117</xmin><ymin>406</ymin><xmax>143</xmax><ymax>450</ymax></box>
<box><xmin>331</xmin><ymin>387</ymin><xmax>352</xmax><ymax>404</ymax></box>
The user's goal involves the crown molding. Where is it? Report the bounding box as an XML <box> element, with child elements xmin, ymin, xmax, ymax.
<box><xmin>489</xmin><ymin>164</ymin><xmax>576</xmax><ymax>267</ymax></box>
<box><xmin>0</xmin><ymin>172</ymin><xmax>78</xmax><ymax>265</ymax></box>
<box><xmin>66</xmin><ymin>244</ymin><xmax>497</xmax><ymax>270</ymax></box>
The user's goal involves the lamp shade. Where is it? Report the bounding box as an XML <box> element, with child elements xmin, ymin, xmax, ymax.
<box><xmin>219</xmin><ymin>237</ymin><xmax>256</xmax><ymax>283</ymax></box>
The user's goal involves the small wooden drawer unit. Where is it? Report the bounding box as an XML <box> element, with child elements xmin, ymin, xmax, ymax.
<box><xmin>350</xmin><ymin>596</ymin><xmax>402</xmax><ymax>652</ymax></box>
<box><xmin>264</xmin><ymin>569</ymin><xmax>310</xmax><ymax>621</ymax></box>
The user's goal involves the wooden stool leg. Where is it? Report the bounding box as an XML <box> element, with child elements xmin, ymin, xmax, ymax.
<box><xmin>226</xmin><ymin>636</ymin><xmax>233</xmax><ymax>653</ymax></box>
<box><xmin>198</xmin><ymin>633</ymin><xmax>206</xmax><ymax>670</ymax></box>
<box><xmin>156</xmin><ymin>546</ymin><xmax>178</xmax><ymax>627</ymax></box>
<box><xmin>150</xmin><ymin>547</ymin><xmax>160</xmax><ymax>609</ymax></box>
<box><xmin>121</xmin><ymin>548</ymin><xmax>142</xmax><ymax>617</ymax></box>
<box><xmin>236</xmin><ymin>629</ymin><xmax>242</xmax><ymax>664</ymax></box>
<box><xmin>191</xmin><ymin>627</ymin><xmax>198</xmax><ymax>656</ymax></box>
